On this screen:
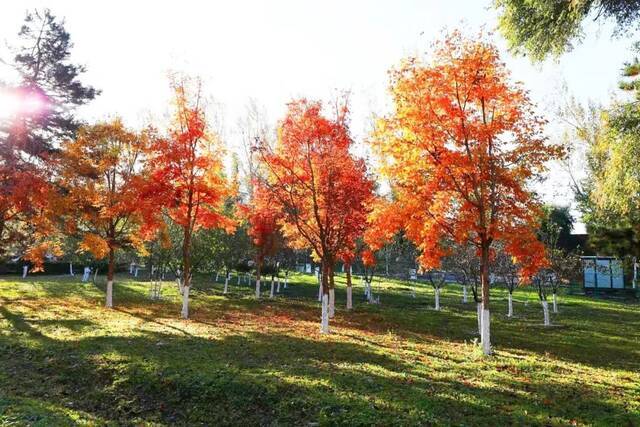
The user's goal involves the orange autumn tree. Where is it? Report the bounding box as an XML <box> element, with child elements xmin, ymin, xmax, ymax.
<box><xmin>371</xmin><ymin>31</ymin><xmax>559</xmax><ymax>355</ymax></box>
<box><xmin>247</xmin><ymin>183</ymin><xmax>282</xmax><ymax>299</ymax></box>
<box><xmin>256</xmin><ymin>98</ymin><xmax>374</xmax><ymax>333</ymax></box>
<box><xmin>0</xmin><ymin>164</ymin><xmax>61</xmax><ymax>271</ymax></box>
<box><xmin>59</xmin><ymin>119</ymin><xmax>152</xmax><ymax>308</ymax></box>
<box><xmin>146</xmin><ymin>77</ymin><xmax>235</xmax><ymax>319</ymax></box>
<box><xmin>1</xmin><ymin>119</ymin><xmax>62</xmax><ymax>272</ymax></box>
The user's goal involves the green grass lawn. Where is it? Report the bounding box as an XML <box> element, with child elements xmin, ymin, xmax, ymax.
<box><xmin>0</xmin><ymin>272</ymin><xmax>638</xmax><ymax>426</ymax></box>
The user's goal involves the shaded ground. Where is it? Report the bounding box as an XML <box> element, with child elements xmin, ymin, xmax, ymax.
<box><xmin>0</xmin><ymin>272</ymin><xmax>638</xmax><ymax>426</ymax></box>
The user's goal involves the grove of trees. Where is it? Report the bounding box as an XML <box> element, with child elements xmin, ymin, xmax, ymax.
<box><xmin>4</xmin><ymin>7</ymin><xmax>631</xmax><ymax>357</ymax></box>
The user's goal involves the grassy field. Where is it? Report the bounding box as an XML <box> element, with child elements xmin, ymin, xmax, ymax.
<box><xmin>0</xmin><ymin>272</ymin><xmax>638</xmax><ymax>426</ymax></box>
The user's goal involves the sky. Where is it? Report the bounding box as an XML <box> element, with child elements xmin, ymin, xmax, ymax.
<box><xmin>1</xmin><ymin>0</ymin><xmax>637</xmax><ymax>232</ymax></box>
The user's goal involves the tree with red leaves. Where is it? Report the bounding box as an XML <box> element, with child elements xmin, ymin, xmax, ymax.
<box><xmin>370</xmin><ymin>31</ymin><xmax>559</xmax><ymax>354</ymax></box>
<box><xmin>256</xmin><ymin>98</ymin><xmax>374</xmax><ymax>333</ymax></box>
<box><xmin>247</xmin><ymin>184</ymin><xmax>282</xmax><ymax>299</ymax></box>
<box><xmin>146</xmin><ymin>77</ymin><xmax>235</xmax><ymax>319</ymax></box>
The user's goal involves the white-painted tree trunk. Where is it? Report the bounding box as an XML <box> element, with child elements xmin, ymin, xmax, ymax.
<box><xmin>320</xmin><ymin>293</ymin><xmax>329</xmax><ymax>334</ymax></box>
<box><xmin>476</xmin><ymin>302</ymin><xmax>482</xmax><ymax>335</ymax></box>
<box><xmin>481</xmin><ymin>306</ymin><xmax>491</xmax><ymax>355</ymax></box>
<box><xmin>69</xmin><ymin>262</ymin><xmax>74</xmax><ymax>276</ymax></box>
<box><xmin>318</xmin><ymin>282</ymin><xmax>323</xmax><ymax>302</ymax></box>
<box><xmin>93</xmin><ymin>269</ymin><xmax>98</xmax><ymax>282</ymax></box>
<box><xmin>552</xmin><ymin>292</ymin><xmax>558</xmax><ymax>313</ymax></box>
<box><xmin>276</xmin><ymin>277</ymin><xmax>280</xmax><ymax>293</ymax></box>
<box><xmin>255</xmin><ymin>279</ymin><xmax>261</xmax><ymax>299</ymax></box>
<box><xmin>284</xmin><ymin>275</ymin><xmax>288</xmax><ymax>288</ymax></box>
<box><xmin>215</xmin><ymin>272</ymin><xmax>219</xmax><ymax>282</ymax></box>
<box><xmin>434</xmin><ymin>287</ymin><xmax>441</xmax><ymax>310</ymax></box>
<box><xmin>223</xmin><ymin>276</ymin><xmax>229</xmax><ymax>294</ymax></box>
<box><xmin>270</xmin><ymin>279</ymin><xmax>275</xmax><ymax>298</ymax></box>
<box><xmin>181</xmin><ymin>286</ymin><xmax>190</xmax><ymax>319</ymax></box>
<box><xmin>329</xmin><ymin>288</ymin><xmax>335</xmax><ymax>318</ymax></box>
<box><xmin>129</xmin><ymin>263</ymin><xmax>134</xmax><ymax>274</ymax></box>
<box><xmin>106</xmin><ymin>280</ymin><xmax>113</xmax><ymax>308</ymax></box>
<box><xmin>22</xmin><ymin>265</ymin><xmax>28</xmax><ymax>278</ymax></box>
<box><xmin>346</xmin><ymin>285</ymin><xmax>353</xmax><ymax>310</ymax></box>
<box><xmin>134</xmin><ymin>267</ymin><xmax>139</xmax><ymax>277</ymax></box>
<box><xmin>462</xmin><ymin>285</ymin><xmax>468</xmax><ymax>303</ymax></box>
<box><xmin>542</xmin><ymin>300</ymin><xmax>550</xmax><ymax>326</ymax></box>
<box><xmin>507</xmin><ymin>292</ymin><xmax>513</xmax><ymax>318</ymax></box>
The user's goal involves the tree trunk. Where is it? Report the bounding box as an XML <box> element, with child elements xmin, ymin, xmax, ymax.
<box><xmin>542</xmin><ymin>300</ymin><xmax>550</xmax><ymax>326</ymax></box>
<box><xmin>181</xmin><ymin>285</ymin><xmax>190</xmax><ymax>319</ymax></box>
<box><xmin>462</xmin><ymin>285</ymin><xmax>468</xmax><ymax>303</ymax></box>
<box><xmin>182</xmin><ymin>226</ymin><xmax>192</xmax><ymax>319</ymax></box>
<box><xmin>317</xmin><ymin>262</ymin><xmax>324</xmax><ymax>302</ymax></box>
<box><xmin>320</xmin><ymin>292</ymin><xmax>329</xmax><ymax>334</ymax></box>
<box><xmin>476</xmin><ymin>302</ymin><xmax>482</xmax><ymax>335</ymax></box>
<box><xmin>224</xmin><ymin>273</ymin><xmax>229</xmax><ymax>294</ymax></box>
<box><xmin>480</xmin><ymin>243</ymin><xmax>492</xmax><ymax>355</ymax></box>
<box><xmin>329</xmin><ymin>288</ymin><xmax>335</xmax><ymax>318</ymax></box>
<box><xmin>320</xmin><ymin>261</ymin><xmax>330</xmax><ymax>333</ymax></box>
<box><xmin>434</xmin><ymin>287</ymin><xmax>440</xmax><ymax>310</ymax></box>
<box><xmin>276</xmin><ymin>276</ymin><xmax>280</xmax><ymax>293</ymax></box>
<box><xmin>255</xmin><ymin>261</ymin><xmax>261</xmax><ymax>299</ymax></box>
<box><xmin>269</xmin><ymin>277</ymin><xmax>275</xmax><ymax>298</ymax></box>
<box><xmin>215</xmin><ymin>272</ymin><xmax>219</xmax><ymax>282</ymax></box>
<box><xmin>346</xmin><ymin>264</ymin><xmax>353</xmax><ymax>310</ymax></box>
<box><xmin>328</xmin><ymin>264</ymin><xmax>335</xmax><ymax>318</ymax></box>
<box><xmin>552</xmin><ymin>292</ymin><xmax>558</xmax><ymax>313</ymax></box>
<box><xmin>22</xmin><ymin>265</ymin><xmax>28</xmax><ymax>278</ymax></box>
<box><xmin>106</xmin><ymin>247</ymin><xmax>115</xmax><ymax>308</ymax></box>
<box><xmin>508</xmin><ymin>292</ymin><xmax>513</xmax><ymax>317</ymax></box>
<box><xmin>284</xmin><ymin>272</ymin><xmax>288</xmax><ymax>288</ymax></box>
<box><xmin>69</xmin><ymin>262</ymin><xmax>74</xmax><ymax>276</ymax></box>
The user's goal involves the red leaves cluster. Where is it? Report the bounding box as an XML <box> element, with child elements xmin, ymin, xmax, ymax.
<box><xmin>372</xmin><ymin>31</ymin><xmax>560</xmax><ymax>284</ymax></box>
<box><xmin>247</xmin><ymin>185</ymin><xmax>281</xmax><ymax>266</ymax></box>
<box><xmin>256</xmin><ymin>98</ymin><xmax>374</xmax><ymax>273</ymax></box>
<box><xmin>145</xmin><ymin>82</ymin><xmax>235</xmax><ymax>237</ymax></box>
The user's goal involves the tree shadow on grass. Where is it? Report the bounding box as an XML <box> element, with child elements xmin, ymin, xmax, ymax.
<box><xmin>1</xmin><ymin>304</ymin><xmax>637</xmax><ymax>426</ymax></box>
<box><xmin>7</xmin><ymin>272</ymin><xmax>639</xmax><ymax>373</ymax></box>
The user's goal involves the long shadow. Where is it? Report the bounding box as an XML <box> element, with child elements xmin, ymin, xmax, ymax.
<box><xmin>163</xmin><ymin>276</ymin><xmax>640</xmax><ymax>371</ymax></box>
<box><xmin>2</xmin><ymin>302</ymin><xmax>638</xmax><ymax>426</ymax></box>
<box><xmin>5</xmin><ymin>273</ymin><xmax>639</xmax><ymax>372</ymax></box>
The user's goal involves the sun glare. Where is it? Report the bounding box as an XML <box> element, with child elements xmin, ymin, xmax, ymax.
<box><xmin>0</xmin><ymin>88</ymin><xmax>47</xmax><ymax>118</ymax></box>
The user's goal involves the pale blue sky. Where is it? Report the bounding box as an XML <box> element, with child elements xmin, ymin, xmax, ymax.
<box><xmin>1</xmin><ymin>0</ymin><xmax>637</xmax><ymax>231</ymax></box>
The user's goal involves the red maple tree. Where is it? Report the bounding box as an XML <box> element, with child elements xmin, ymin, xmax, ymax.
<box><xmin>145</xmin><ymin>77</ymin><xmax>235</xmax><ymax>319</ymax></box>
<box><xmin>246</xmin><ymin>183</ymin><xmax>282</xmax><ymax>298</ymax></box>
<box><xmin>255</xmin><ymin>98</ymin><xmax>374</xmax><ymax>332</ymax></box>
<box><xmin>370</xmin><ymin>31</ymin><xmax>559</xmax><ymax>354</ymax></box>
